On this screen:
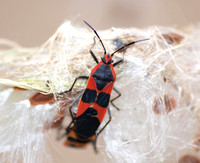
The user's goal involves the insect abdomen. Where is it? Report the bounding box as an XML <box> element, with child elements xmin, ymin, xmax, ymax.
<box><xmin>76</xmin><ymin>107</ymin><xmax>100</xmax><ymax>139</ymax></box>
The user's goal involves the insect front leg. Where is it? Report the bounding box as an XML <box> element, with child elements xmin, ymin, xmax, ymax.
<box><xmin>90</xmin><ymin>50</ymin><xmax>99</xmax><ymax>64</ymax></box>
<box><xmin>59</xmin><ymin>76</ymin><xmax>89</xmax><ymax>95</ymax></box>
<box><xmin>113</xmin><ymin>58</ymin><xmax>124</xmax><ymax>67</ymax></box>
<box><xmin>89</xmin><ymin>36</ymin><xmax>99</xmax><ymax>64</ymax></box>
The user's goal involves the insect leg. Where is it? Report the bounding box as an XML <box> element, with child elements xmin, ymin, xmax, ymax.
<box><xmin>57</xmin><ymin>92</ymin><xmax>83</xmax><ymax>140</ymax></box>
<box><xmin>113</xmin><ymin>58</ymin><xmax>124</xmax><ymax>67</ymax></box>
<box><xmin>67</xmin><ymin>76</ymin><xmax>89</xmax><ymax>92</ymax></box>
<box><xmin>58</xmin><ymin>76</ymin><xmax>89</xmax><ymax>94</ymax></box>
<box><xmin>89</xmin><ymin>36</ymin><xmax>99</xmax><ymax>64</ymax></box>
<box><xmin>93</xmin><ymin>107</ymin><xmax>112</xmax><ymax>152</ymax></box>
<box><xmin>84</xmin><ymin>20</ymin><xmax>107</xmax><ymax>55</ymax></box>
<box><xmin>90</xmin><ymin>50</ymin><xmax>99</xmax><ymax>64</ymax></box>
<box><xmin>96</xmin><ymin>106</ymin><xmax>112</xmax><ymax>136</ymax></box>
<box><xmin>57</xmin><ymin>76</ymin><xmax>88</xmax><ymax>140</ymax></box>
<box><xmin>110</xmin><ymin>86</ymin><xmax>121</xmax><ymax>110</ymax></box>
<box><xmin>68</xmin><ymin>92</ymin><xmax>83</xmax><ymax>120</ymax></box>
<box><xmin>93</xmin><ymin>137</ymin><xmax>98</xmax><ymax>153</ymax></box>
<box><xmin>65</xmin><ymin>76</ymin><xmax>88</xmax><ymax>118</ymax></box>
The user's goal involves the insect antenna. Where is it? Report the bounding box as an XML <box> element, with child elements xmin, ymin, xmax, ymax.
<box><xmin>111</xmin><ymin>38</ymin><xmax>149</xmax><ymax>57</ymax></box>
<box><xmin>84</xmin><ymin>20</ymin><xmax>107</xmax><ymax>55</ymax></box>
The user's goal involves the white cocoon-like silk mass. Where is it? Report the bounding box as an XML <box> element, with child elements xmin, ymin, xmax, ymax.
<box><xmin>0</xmin><ymin>21</ymin><xmax>200</xmax><ymax>163</ymax></box>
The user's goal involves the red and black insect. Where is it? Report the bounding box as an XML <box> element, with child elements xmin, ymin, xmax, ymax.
<box><xmin>58</xmin><ymin>21</ymin><xmax>149</xmax><ymax>151</ymax></box>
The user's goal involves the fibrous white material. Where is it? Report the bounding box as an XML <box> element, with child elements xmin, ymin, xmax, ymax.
<box><xmin>0</xmin><ymin>86</ymin><xmax>55</xmax><ymax>163</ymax></box>
<box><xmin>104</xmin><ymin>26</ymin><xmax>200</xmax><ymax>162</ymax></box>
<box><xmin>0</xmin><ymin>21</ymin><xmax>200</xmax><ymax>163</ymax></box>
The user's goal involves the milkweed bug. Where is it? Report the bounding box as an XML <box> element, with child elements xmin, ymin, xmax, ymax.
<box><xmin>58</xmin><ymin>21</ymin><xmax>149</xmax><ymax>152</ymax></box>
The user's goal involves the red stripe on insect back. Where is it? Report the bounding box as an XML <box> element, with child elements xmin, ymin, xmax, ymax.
<box><xmin>93</xmin><ymin>104</ymin><xmax>108</xmax><ymax>122</ymax></box>
<box><xmin>76</xmin><ymin>101</ymin><xmax>91</xmax><ymax>117</ymax></box>
<box><xmin>77</xmin><ymin>80</ymin><xmax>114</xmax><ymax>121</ymax></box>
<box><xmin>95</xmin><ymin>82</ymin><xmax>114</xmax><ymax>122</ymax></box>
<box><xmin>76</xmin><ymin>76</ymin><xmax>97</xmax><ymax>117</ymax></box>
<box><xmin>83</xmin><ymin>74</ymin><xmax>97</xmax><ymax>90</ymax></box>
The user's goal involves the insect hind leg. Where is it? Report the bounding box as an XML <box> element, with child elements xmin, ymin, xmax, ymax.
<box><xmin>92</xmin><ymin>107</ymin><xmax>112</xmax><ymax>152</ymax></box>
<box><xmin>96</xmin><ymin>106</ymin><xmax>112</xmax><ymax>136</ymax></box>
<box><xmin>92</xmin><ymin>136</ymin><xmax>98</xmax><ymax>153</ymax></box>
<box><xmin>57</xmin><ymin>91</ymin><xmax>84</xmax><ymax>140</ymax></box>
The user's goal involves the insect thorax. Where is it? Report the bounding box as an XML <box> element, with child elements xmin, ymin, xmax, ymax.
<box><xmin>92</xmin><ymin>64</ymin><xmax>114</xmax><ymax>91</ymax></box>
